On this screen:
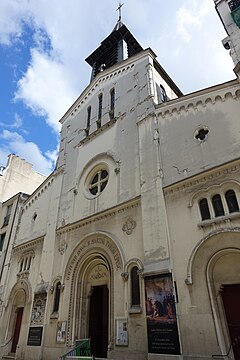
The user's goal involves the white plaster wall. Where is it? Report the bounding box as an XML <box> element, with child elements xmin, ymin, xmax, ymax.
<box><xmin>57</xmin><ymin>52</ymin><xmax>156</xmax><ymax>227</ymax></box>
<box><xmin>156</xmin><ymin>81</ymin><xmax>240</xmax><ymax>187</ymax></box>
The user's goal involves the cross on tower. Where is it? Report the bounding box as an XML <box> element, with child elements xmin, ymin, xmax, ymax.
<box><xmin>116</xmin><ymin>2</ymin><xmax>124</xmax><ymax>21</ymax></box>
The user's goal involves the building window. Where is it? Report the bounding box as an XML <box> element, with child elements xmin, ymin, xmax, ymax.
<box><xmin>97</xmin><ymin>93</ymin><xmax>103</xmax><ymax>128</ymax></box>
<box><xmin>19</xmin><ymin>254</ymin><xmax>32</xmax><ymax>273</ymax></box>
<box><xmin>3</xmin><ymin>204</ymin><xmax>12</xmax><ymax>227</ymax></box>
<box><xmin>156</xmin><ymin>84</ymin><xmax>167</xmax><ymax>103</ymax></box>
<box><xmin>86</xmin><ymin>106</ymin><xmax>91</xmax><ymax>136</ymax></box>
<box><xmin>199</xmin><ymin>198</ymin><xmax>211</xmax><ymax>220</ymax></box>
<box><xmin>109</xmin><ymin>88</ymin><xmax>115</xmax><ymax>119</ymax></box>
<box><xmin>195</xmin><ymin>128</ymin><xmax>209</xmax><ymax>141</ymax></box>
<box><xmin>131</xmin><ymin>266</ymin><xmax>140</xmax><ymax>307</ymax></box>
<box><xmin>225</xmin><ymin>190</ymin><xmax>239</xmax><ymax>213</ymax></box>
<box><xmin>212</xmin><ymin>194</ymin><xmax>225</xmax><ymax>217</ymax></box>
<box><xmin>89</xmin><ymin>169</ymin><xmax>109</xmax><ymax>196</ymax></box>
<box><xmin>53</xmin><ymin>282</ymin><xmax>61</xmax><ymax>313</ymax></box>
<box><xmin>0</xmin><ymin>233</ymin><xmax>6</xmax><ymax>251</ymax></box>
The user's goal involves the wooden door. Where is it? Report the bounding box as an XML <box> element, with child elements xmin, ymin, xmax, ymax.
<box><xmin>11</xmin><ymin>307</ymin><xmax>24</xmax><ymax>353</ymax></box>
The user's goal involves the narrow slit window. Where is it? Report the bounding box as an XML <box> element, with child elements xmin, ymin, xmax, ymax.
<box><xmin>53</xmin><ymin>282</ymin><xmax>61</xmax><ymax>313</ymax></box>
<box><xmin>0</xmin><ymin>233</ymin><xmax>6</xmax><ymax>251</ymax></box>
<box><xmin>225</xmin><ymin>190</ymin><xmax>239</xmax><ymax>213</ymax></box>
<box><xmin>199</xmin><ymin>198</ymin><xmax>210</xmax><ymax>220</ymax></box>
<box><xmin>110</xmin><ymin>88</ymin><xmax>115</xmax><ymax>119</ymax></box>
<box><xmin>131</xmin><ymin>266</ymin><xmax>140</xmax><ymax>307</ymax></box>
<box><xmin>87</xmin><ymin>106</ymin><xmax>91</xmax><ymax>127</ymax></box>
<box><xmin>98</xmin><ymin>93</ymin><xmax>103</xmax><ymax>128</ymax></box>
<box><xmin>212</xmin><ymin>194</ymin><xmax>224</xmax><ymax>217</ymax></box>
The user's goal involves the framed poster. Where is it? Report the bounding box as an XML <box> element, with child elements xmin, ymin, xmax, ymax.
<box><xmin>115</xmin><ymin>318</ymin><xmax>128</xmax><ymax>346</ymax></box>
<box><xmin>145</xmin><ymin>273</ymin><xmax>180</xmax><ymax>355</ymax></box>
<box><xmin>56</xmin><ymin>321</ymin><xmax>67</xmax><ymax>343</ymax></box>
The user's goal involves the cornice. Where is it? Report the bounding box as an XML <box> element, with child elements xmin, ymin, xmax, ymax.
<box><xmin>22</xmin><ymin>177</ymin><xmax>54</xmax><ymax>212</ymax></box>
<box><xmin>156</xmin><ymin>79</ymin><xmax>240</xmax><ymax>119</ymax></box>
<box><xmin>13</xmin><ymin>237</ymin><xmax>44</xmax><ymax>253</ymax></box>
<box><xmin>164</xmin><ymin>159</ymin><xmax>240</xmax><ymax>195</ymax></box>
<box><xmin>56</xmin><ymin>196</ymin><xmax>140</xmax><ymax>236</ymax></box>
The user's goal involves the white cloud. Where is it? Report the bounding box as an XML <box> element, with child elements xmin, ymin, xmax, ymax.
<box><xmin>0</xmin><ymin>113</ymin><xmax>23</xmax><ymax>128</ymax></box>
<box><xmin>0</xmin><ymin>130</ymin><xmax>55</xmax><ymax>175</ymax></box>
<box><xmin>177</xmin><ymin>0</ymin><xmax>212</xmax><ymax>43</ymax></box>
<box><xmin>14</xmin><ymin>49</ymin><xmax>77</xmax><ymax>133</ymax></box>
<box><xmin>0</xmin><ymin>0</ymin><xmax>236</xmax><ymax>135</ymax></box>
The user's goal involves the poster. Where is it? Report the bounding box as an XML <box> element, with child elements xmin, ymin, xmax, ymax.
<box><xmin>145</xmin><ymin>273</ymin><xmax>180</xmax><ymax>355</ymax></box>
<box><xmin>116</xmin><ymin>319</ymin><xmax>128</xmax><ymax>346</ymax></box>
<box><xmin>56</xmin><ymin>321</ymin><xmax>67</xmax><ymax>343</ymax></box>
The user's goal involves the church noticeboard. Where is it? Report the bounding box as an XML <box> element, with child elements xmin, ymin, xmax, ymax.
<box><xmin>27</xmin><ymin>326</ymin><xmax>43</xmax><ymax>346</ymax></box>
<box><xmin>145</xmin><ymin>273</ymin><xmax>180</xmax><ymax>355</ymax></box>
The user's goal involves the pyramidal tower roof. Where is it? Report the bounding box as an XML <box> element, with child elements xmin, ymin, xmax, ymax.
<box><xmin>85</xmin><ymin>13</ymin><xmax>143</xmax><ymax>80</ymax></box>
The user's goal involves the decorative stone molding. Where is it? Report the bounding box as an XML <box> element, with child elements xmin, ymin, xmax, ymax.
<box><xmin>156</xmin><ymin>82</ymin><xmax>240</xmax><ymax>120</ymax></box>
<box><xmin>30</xmin><ymin>294</ymin><xmax>46</xmax><ymax>325</ymax></box>
<box><xmin>164</xmin><ymin>160</ymin><xmax>240</xmax><ymax>196</ymax></box>
<box><xmin>57</xmin><ymin>197</ymin><xmax>140</xmax><ymax>235</ymax></box>
<box><xmin>188</xmin><ymin>179</ymin><xmax>240</xmax><ymax>207</ymax></box>
<box><xmin>58</xmin><ymin>242</ymin><xmax>68</xmax><ymax>255</ymax></box>
<box><xmin>122</xmin><ymin>218</ymin><xmax>136</xmax><ymax>235</ymax></box>
<box><xmin>89</xmin><ymin>265</ymin><xmax>108</xmax><ymax>281</ymax></box>
<box><xmin>121</xmin><ymin>272</ymin><xmax>129</xmax><ymax>281</ymax></box>
<box><xmin>13</xmin><ymin>237</ymin><xmax>43</xmax><ymax>254</ymax></box>
<box><xmin>22</xmin><ymin>177</ymin><xmax>54</xmax><ymax>212</ymax></box>
<box><xmin>185</xmin><ymin>227</ymin><xmax>240</xmax><ymax>285</ymax></box>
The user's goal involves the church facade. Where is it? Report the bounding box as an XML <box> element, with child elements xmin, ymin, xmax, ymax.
<box><xmin>0</xmin><ymin>1</ymin><xmax>240</xmax><ymax>359</ymax></box>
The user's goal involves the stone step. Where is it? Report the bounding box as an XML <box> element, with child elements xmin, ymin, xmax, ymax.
<box><xmin>2</xmin><ymin>356</ymin><xmax>15</xmax><ymax>360</ymax></box>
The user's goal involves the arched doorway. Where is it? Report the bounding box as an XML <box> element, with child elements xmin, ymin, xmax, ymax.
<box><xmin>209</xmin><ymin>250</ymin><xmax>240</xmax><ymax>359</ymax></box>
<box><xmin>10</xmin><ymin>289</ymin><xmax>26</xmax><ymax>354</ymax></box>
<box><xmin>221</xmin><ymin>284</ymin><xmax>240</xmax><ymax>359</ymax></box>
<box><xmin>86</xmin><ymin>261</ymin><xmax>110</xmax><ymax>358</ymax></box>
<box><xmin>64</xmin><ymin>233</ymin><xmax>124</xmax><ymax>356</ymax></box>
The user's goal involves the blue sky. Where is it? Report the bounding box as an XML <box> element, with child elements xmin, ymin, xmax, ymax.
<box><xmin>0</xmin><ymin>0</ymin><xmax>234</xmax><ymax>175</ymax></box>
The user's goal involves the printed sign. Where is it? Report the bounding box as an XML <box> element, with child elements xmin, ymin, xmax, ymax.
<box><xmin>116</xmin><ymin>319</ymin><xmax>128</xmax><ymax>346</ymax></box>
<box><xmin>27</xmin><ymin>326</ymin><xmax>43</xmax><ymax>346</ymax></box>
<box><xmin>145</xmin><ymin>273</ymin><xmax>180</xmax><ymax>355</ymax></box>
<box><xmin>56</xmin><ymin>321</ymin><xmax>67</xmax><ymax>343</ymax></box>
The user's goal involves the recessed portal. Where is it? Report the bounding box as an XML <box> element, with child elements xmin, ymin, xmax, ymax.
<box><xmin>221</xmin><ymin>284</ymin><xmax>240</xmax><ymax>359</ymax></box>
<box><xmin>11</xmin><ymin>307</ymin><xmax>24</xmax><ymax>353</ymax></box>
<box><xmin>89</xmin><ymin>285</ymin><xmax>109</xmax><ymax>358</ymax></box>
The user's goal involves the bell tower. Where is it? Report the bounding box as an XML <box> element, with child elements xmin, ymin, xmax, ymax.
<box><xmin>85</xmin><ymin>3</ymin><xmax>143</xmax><ymax>81</ymax></box>
<box><xmin>214</xmin><ymin>0</ymin><xmax>240</xmax><ymax>74</ymax></box>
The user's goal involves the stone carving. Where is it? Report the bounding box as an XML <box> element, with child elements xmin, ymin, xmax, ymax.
<box><xmin>31</xmin><ymin>295</ymin><xmax>46</xmax><ymax>325</ymax></box>
<box><xmin>121</xmin><ymin>272</ymin><xmax>129</xmax><ymax>281</ymax></box>
<box><xmin>122</xmin><ymin>218</ymin><xmax>136</xmax><ymax>235</ymax></box>
<box><xmin>58</xmin><ymin>242</ymin><xmax>67</xmax><ymax>255</ymax></box>
<box><xmin>89</xmin><ymin>265</ymin><xmax>108</xmax><ymax>281</ymax></box>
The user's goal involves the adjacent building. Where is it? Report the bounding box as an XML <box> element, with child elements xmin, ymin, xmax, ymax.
<box><xmin>0</xmin><ymin>2</ymin><xmax>240</xmax><ymax>360</ymax></box>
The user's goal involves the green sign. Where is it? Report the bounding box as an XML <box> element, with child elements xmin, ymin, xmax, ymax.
<box><xmin>231</xmin><ymin>6</ymin><xmax>240</xmax><ymax>28</ymax></box>
<box><xmin>75</xmin><ymin>338</ymin><xmax>91</xmax><ymax>356</ymax></box>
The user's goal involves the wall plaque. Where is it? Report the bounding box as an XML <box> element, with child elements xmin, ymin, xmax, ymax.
<box><xmin>27</xmin><ymin>326</ymin><xmax>43</xmax><ymax>346</ymax></box>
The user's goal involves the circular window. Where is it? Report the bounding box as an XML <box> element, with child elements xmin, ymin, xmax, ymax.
<box><xmin>194</xmin><ymin>127</ymin><xmax>209</xmax><ymax>141</ymax></box>
<box><xmin>88</xmin><ymin>169</ymin><xmax>109</xmax><ymax>196</ymax></box>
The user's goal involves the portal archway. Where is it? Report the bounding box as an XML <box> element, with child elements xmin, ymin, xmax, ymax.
<box><xmin>64</xmin><ymin>233</ymin><xmax>124</xmax><ymax>356</ymax></box>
